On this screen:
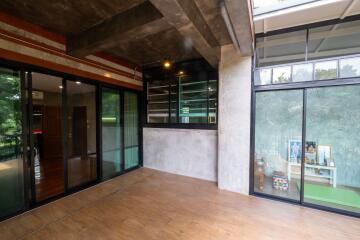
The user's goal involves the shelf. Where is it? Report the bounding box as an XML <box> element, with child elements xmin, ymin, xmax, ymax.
<box><xmin>305</xmin><ymin>173</ymin><xmax>333</xmax><ymax>179</ymax></box>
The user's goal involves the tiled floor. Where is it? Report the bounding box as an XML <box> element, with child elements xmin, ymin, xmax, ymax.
<box><xmin>0</xmin><ymin>168</ymin><xmax>359</xmax><ymax>240</ymax></box>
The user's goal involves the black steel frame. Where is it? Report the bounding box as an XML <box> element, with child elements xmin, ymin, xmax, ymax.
<box><xmin>250</xmin><ymin>16</ymin><xmax>360</xmax><ymax>218</ymax></box>
<box><xmin>0</xmin><ymin>58</ymin><xmax>143</xmax><ymax>222</ymax></box>
<box><xmin>143</xmin><ymin>58</ymin><xmax>219</xmax><ymax>130</ymax></box>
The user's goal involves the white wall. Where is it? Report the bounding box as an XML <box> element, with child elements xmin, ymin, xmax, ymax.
<box><xmin>218</xmin><ymin>44</ymin><xmax>252</xmax><ymax>195</ymax></box>
<box><xmin>143</xmin><ymin>128</ymin><xmax>217</xmax><ymax>182</ymax></box>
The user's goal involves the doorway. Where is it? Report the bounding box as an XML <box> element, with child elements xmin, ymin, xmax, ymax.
<box><xmin>27</xmin><ymin>73</ymin><xmax>99</xmax><ymax>204</ymax></box>
<box><xmin>28</xmin><ymin>72</ymin><xmax>65</xmax><ymax>202</ymax></box>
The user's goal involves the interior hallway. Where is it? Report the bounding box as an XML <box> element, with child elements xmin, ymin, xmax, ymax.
<box><xmin>1</xmin><ymin>168</ymin><xmax>359</xmax><ymax>240</ymax></box>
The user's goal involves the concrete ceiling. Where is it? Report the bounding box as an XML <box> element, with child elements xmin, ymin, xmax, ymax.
<box><xmin>0</xmin><ymin>0</ymin><xmax>254</xmax><ymax>67</ymax></box>
<box><xmin>254</xmin><ymin>0</ymin><xmax>360</xmax><ymax>34</ymax></box>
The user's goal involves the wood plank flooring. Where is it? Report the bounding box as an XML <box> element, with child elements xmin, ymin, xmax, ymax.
<box><xmin>0</xmin><ymin>168</ymin><xmax>359</xmax><ymax>240</ymax></box>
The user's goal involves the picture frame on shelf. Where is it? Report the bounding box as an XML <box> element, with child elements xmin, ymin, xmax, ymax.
<box><xmin>288</xmin><ymin>139</ymin><xmax>302</xmax><ymax>163</ymax></box>
<box><xmin>305</xmin><ymin>141</ymin><xmax>317</xmax><ymax>164</ymax></box>
<box><xmin>318</xmin><ymin>145</ymin><xmax>332</xmax><ymax>166</ymax></box>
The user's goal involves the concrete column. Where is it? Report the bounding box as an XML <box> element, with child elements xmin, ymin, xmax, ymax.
<box><xmin>218</xmin><ymin>44</ymin><xmax>252</xmax><ymax>195</ymax></box>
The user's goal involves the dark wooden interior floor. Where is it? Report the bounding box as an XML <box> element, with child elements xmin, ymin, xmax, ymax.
<box><xmin>35</xmin><ymin>156</ymin><xmax>97</xmax><ymax>202</ymax></box>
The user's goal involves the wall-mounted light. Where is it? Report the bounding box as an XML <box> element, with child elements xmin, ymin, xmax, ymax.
<box><xmin>104</xmin><ymin>73</ymin><xmax>112</xmax><ymax>78</ymax></box>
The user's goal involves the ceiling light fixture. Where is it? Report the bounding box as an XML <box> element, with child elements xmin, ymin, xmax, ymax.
<box><xmin>76</xmin><ymin>81</ymin><xmax>81</xmax><ymax>85</ymax></box>
<box><xmin>59</xmin><ymin>85</ymin><xmax>63</xmax><ymax>89</ymax></box>
<box><xmin>163</xmin><ymin>59</ymin><xmax>172</xmax><ymax>69</ymax></box>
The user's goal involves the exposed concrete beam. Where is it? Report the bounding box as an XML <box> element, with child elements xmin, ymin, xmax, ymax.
<box><xmin>149</xmin><ymin>0</ymin><xmax>220</xmax><ymax>67</ymax></box>
<box><xmin>67</xmin><ymin>1</ymin><xmax>166</xmax><ymax>57</ymax></box>
<box><xmin>223</xmin><ymin>0</ymin><xmax>254</xmax><ymax>56</ymax></box>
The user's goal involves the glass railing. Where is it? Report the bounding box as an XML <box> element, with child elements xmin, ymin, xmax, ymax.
<box><xmin>254</xmin><ymin>54</ymin><xmax>360</xmax><ymax>86</ymax></box>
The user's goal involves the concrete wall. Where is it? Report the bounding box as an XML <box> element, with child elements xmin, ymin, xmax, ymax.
<box><xmin>218</xmin><ymin>44</ymin><xmax>252</xmax><ymax>195</ymax></box>
<box><xmin>143</xmin><ymin>128</ymin><xmax>217</xmax><ymax>182</ymax></box>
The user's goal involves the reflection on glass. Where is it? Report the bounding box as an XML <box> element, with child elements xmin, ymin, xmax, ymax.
<box><xmin>340</xmin><ymin>57</ymin><xmax>360</xmax><ymax>78</ymax></box>
<box><xmin>254</xmin><ymin>69</ymin><xmax>272</xmax><ymax>85</ymax></box>
<box><xmin>308</xmin><ymin>20</ymin><xmax>360</xmax><ymax>61</ymax></box>
<box><xmin>314</xmin><ymin>61</ymin><xmax>337</xmax><ymax>80</ymax></box>
<box><xmin>292</xmin><ymin>63</ymin><xmax>313</xmax><ymax>82</ymax></box>
<box><xmin>67</xmin><ymin>81</ymin><xmax>97</xmax><ymax>188</ymax></box>
<box><xmin>305</xmin><ymin>86</ymin><xmax>360</xmax><ymax>213</ymax></box>
<box><xmin>101</xmin><ymin>87</ymin><xmax>121</xmax><ymax>178</ymax></box>
<box><xmin>272</xmin><ymin>66</ymin><xmax>291</xmax><ymax>84</ymax></box>
<box><xmin>254</xmin><ymin>90</ymin><xmax>303</xmax><ymax>201</ymax></box>
<box><xmin>32</xmin><ymin>73</ymin><xmax>64</xmax><ymax>201</ymax></box>
<box><xmin>256</xmin><ymin>30</ymin><xmax>307</xmax><ymax>67</ymax></box>
<box><xmin>124</xmin><ymin>91</ymin><xmax>139</xmax><ymax>170</ymax></box>
<box><xmin>0</xmin><ymin>68</ymin><xmax>24</xmax><ymax>218</ymax></box>
<box><xmin>147</xmin><ymin>68</ymin><xmax>169</xmax><ymax>123</ymax></box>
<box><xmin>208</xmin><ymin>77</ymin><xmax>217</xmax><ymax>124</ymax></box>
<box><xmin>179</xmin><ymin>72</ymin><xmax>208</xmax><ymax>124</ymax></box>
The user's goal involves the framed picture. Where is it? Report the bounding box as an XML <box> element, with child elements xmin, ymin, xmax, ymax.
<box><xmin>305</xmin><ymin>141</ymin><xmax>317</xmax><ymax>164</ymax></box>
<box><xmin>317</xmin><ymin>145</ymin><xmax>332</xmax><ymax>166</ymax></box>
<box><xmin>288</xmin><ymin>139</ymin><xmax>302</xmax><ymax>163</ymax></box>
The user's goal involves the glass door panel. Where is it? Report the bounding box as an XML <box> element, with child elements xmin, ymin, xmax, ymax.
<box><xmin>101</xmin><ymin>87</ymin><xmax>121</xmax><ymax>178</ymax></box>
<box><xmin>0</xmin><ymin>67</ymin><xmax>24</xmax><ymax>218</ymax></box>
<box><xmin>31</xmin><ymin>73</ymin><xmax>64</xmax><ymax>202</ymax></box>
<box><xmin>305</xmin><ymin>86</ymin><xmax>360</xmax><ymax>213</ymax></box>
<box><xmin>67</xmin><ymin>80</ymin><xmax>97</xmax><ymax>188</ymax></box>
<box><xmin>124</xmin><ymin>91</ymin><xmax>139</xmax><ymax>169</ymax></box>
<box><xmin>254</xmin><ymin>90</ymin><xmax>303</xmax><ymax>201</ymax></box>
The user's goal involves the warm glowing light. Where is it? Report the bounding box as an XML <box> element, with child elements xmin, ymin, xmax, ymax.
<box><xmin>179</xmin><ymin>71</ymin><xmax>184</xmax><ymax>75</ymax></box>
<box><xmin>104</xmin><ymin>73</ymin><xmax>112</xmax><ymax>78</ymax></box>
<box><xmin>76</xmin><ymin>81</ymin><xmax>81</xmax><ymax>85</ymax></box>
<box><xmin>163</xmin><ymin>60</ymin><xmax>172</xmax><ymax>69</ymax></box>
<box><xmin>59</xmin><ymin>85</ymin><xmax>63</xmax><ymax>89</ymax></box>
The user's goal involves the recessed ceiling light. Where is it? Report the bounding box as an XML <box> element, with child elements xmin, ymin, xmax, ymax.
<box><xmin>104</xmin><ymin>73</ymin><xmax>112</xmax><ymax>78</ymax></box>
<box><xmin>59</xmin><ymin>85</ymin><xmax>63</xmax><ymax>89</ymax></box>
<box><xmin>76</xmin><ymin>81</ymin><xmax>81</xmax><ymax>85</ymax></box>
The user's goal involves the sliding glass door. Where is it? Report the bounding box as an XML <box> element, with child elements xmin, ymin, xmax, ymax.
<box><xmin>305</xmin><ymin>86</ymin><xmax>360</xmax><ymax>213</ymax></box>
<box><xmin>67</xmin><ymin>80</ymin><xmax>97</xmax><ymax>188</ymax></box>
<box><xmin>0</xmin><ymin>67</ymin><xmax>141</xmax><ymax>220</ymax></box>
<box><xmin>253</xmin><ymin>85</ymin><xmax>360</xmax><ymax>215</ymax></box>
<box><xmin>124</xmin><ymin>91</ymin><xmax>139</xmax><ymax>170</ymax></box>
<box><xmin>0</xmin><ymin>68</ymin><xmax>24</xmax><ymax>218</ymax></box>
<box><xmin>31</xmin><ymin>73</ymin><xmax>64</xmax><ymax>202</ymax></box>
<box><xmin>101</xmin><ymin>87</ymin><xmax>121</xmax><ymax>178</ymax></box>
<box><xmin>254</xmin><ymin>90</ymin><xmax>303</xmax><ymax>201</ymax></box>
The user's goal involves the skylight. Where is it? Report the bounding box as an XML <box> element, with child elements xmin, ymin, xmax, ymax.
<box><xmin>252</xmin><ymin>0</ymin><xmax>320</xmax><ymax>16</ymax></box>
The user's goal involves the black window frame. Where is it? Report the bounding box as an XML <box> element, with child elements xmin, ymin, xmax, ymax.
<box><xmin>250</xmin><ymin>15</ymin><xmax>360</xmax><ymax>219</ymax></box>
<box><xmin>143</xmin><ymin>58</ymin><xmax>218</xmax><ymax>130</ymax></box>
<box><xmin>0</xmin><ymin>57</ymin><xmax>143</xmax><ymax>222</ymax></box>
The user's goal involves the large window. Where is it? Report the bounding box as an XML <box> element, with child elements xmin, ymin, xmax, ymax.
<box><xmin>253</xmin><ymin>18</ymin><xmax>360</xmax><ymax>216</ymax></box>
<box><xmin>67</xmin><ymin>81</ymin><xmax>97</xmax><ymax>188</ymax></box>
<box><xmin>101</xmin><ymin>87</ymin><xmax>121</xmax><ymax>178</ymax></box>
<box><xmin>254</xmin><ymin>90</ymin><xmax>303</xmax><ymax>201</ymax></box>
<box><xmin>253</xmin><ymin>86</ymin><xmax>360</xmax><ymax>215</ymax></box>
<box><xmin>145</xmin><ymin>59</ymin><xmax>218</xmax><ymax>127</ymax></box>
<box><xmin>0</xmin><ymin>68</ymin><xmax>24</xmax><ymax>218</ymax></box>
<box><xmin>254</xmin><ymin>19</ymin><xmax>360</xmax><ymax>86</ymax></box>
<box><xmin>124</xmin><ymin>91</ymin><xmax>139</xmax><ymax>169</ymax></box>
<box><xmin>305</xmin><ymin>86</ymin><xmax>360</xmax><ymax>214</ymax></box>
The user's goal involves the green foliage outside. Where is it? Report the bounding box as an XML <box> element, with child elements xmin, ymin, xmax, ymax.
<box><xmin>0</xmin><ymin>70</ymin><xmax>21</xmax><ymax>160</ymax></box>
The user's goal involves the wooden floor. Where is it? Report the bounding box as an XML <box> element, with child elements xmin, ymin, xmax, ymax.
<box><xmin>1</xmin><ymin>168</ymin><xmax>359</xmax><ymax>240</ymax></box>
